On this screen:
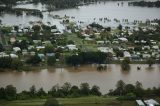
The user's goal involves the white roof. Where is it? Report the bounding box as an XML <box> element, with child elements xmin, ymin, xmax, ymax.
<box><xmin>66</xmin><ymin>45</ymin><xmax>78</xmax><ymax>50</ymax></box>
<box><xmin>124</xmin><ymin>51</ymin><xmax>131</xmax><ymax>57</ymax></box>
<box><xmin>145</xmin><ymin>99</ymin><xmax>159</xmax><ymax>105</ymax></box>
<box><xmin>10</xmin><ymin>54</ymin><xmax>18</xmax><ymax>58</ymax></box>
<box><xmin>136</xmin><ymin>100</ymin><xmax>145</xmax><ymax>106</ymax></box>
<box><xmin>13</xmin><ymin>47</ymin><xmax>21</xmax><ymax>51</ymax></box>
<box><xmin>118</xmin><ymin>37</ymin><xmax>128</xmax><ymax>42</ymax></box>
<box><xmin>98</xmin><ymin>47</ymin><xmax>113</xmax><ymax>53</ymax></box>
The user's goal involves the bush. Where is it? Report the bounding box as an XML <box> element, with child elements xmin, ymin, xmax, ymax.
<box><xmin>117</xmin><ymin>93</ymin><xmax>136</xmax><ymax>101</ymax></box>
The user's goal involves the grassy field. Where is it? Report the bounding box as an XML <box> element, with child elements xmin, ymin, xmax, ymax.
<box><xmin>0</xmin><ymin>96</ymin><xmax>137</xmax><ymax>106</ymax></box>
<box><xmin>67</xmin><ymin>34</ymin><xmax>98</xmax><ymax>52</ymax></box>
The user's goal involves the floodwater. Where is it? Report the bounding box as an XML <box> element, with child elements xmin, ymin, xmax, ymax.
<box><xmin>0</xmin><ymin>64</ymin><xmax>159</xmax><ymax>94</ymax></box>
<box><xmin>0</xmin><ymin>0</ymin><xmax>160</xmax><ymax>28</ymax></box>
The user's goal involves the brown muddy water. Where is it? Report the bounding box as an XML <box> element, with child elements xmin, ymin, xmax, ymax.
<box><xmin>0</xmin><ymin>64</ymin><xmax>159</xmax><ymax>94</ymax></box>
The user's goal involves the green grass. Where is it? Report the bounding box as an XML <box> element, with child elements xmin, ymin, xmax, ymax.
<box><xmin>67</xmin><ymin>33</ymin><xmax>98</xmax><ymax>52</ymax></box>
<box><xmin>0</xmin><ymin>96</ymin><xmax>137</xmax><ymax>106</ymax></box>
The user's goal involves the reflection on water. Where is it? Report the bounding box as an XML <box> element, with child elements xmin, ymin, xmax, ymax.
<box><xmin>0</xmin><ymin>64</ymin><xmax>159</xmax><ymax>94</ymax></box>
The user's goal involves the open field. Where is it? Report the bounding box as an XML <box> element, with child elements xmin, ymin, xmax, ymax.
<box><xmin>0</xmin><ymin>96</ymin><xmax>137</xmax><ymax>106</ymax></box>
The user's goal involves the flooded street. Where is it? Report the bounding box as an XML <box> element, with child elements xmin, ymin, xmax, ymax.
<box><xmin>0</xmin><ymin>64</ymin><xmax>159</xmax><ymax>94</ymax></box>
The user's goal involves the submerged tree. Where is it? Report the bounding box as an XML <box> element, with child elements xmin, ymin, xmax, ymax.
<box><xmin>121</xmin><ymin>57</ymin><xmax>130</xmax><ymax>71</ymax></box>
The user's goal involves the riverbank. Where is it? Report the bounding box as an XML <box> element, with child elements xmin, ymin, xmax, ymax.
<box><xmin>0</xmin><ymin>96</ymin><xmax>160</xmax><ymax>106</ymax></box>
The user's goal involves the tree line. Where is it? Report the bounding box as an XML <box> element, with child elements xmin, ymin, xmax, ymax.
<box><xmin>108</xmin><ymin>80</ymin><xmax>160</xmax><ymax>100</ymax></box>
<box><xmin>66</xmin><ymin>52</ymin><xmax>111</xmax><ymax>66</ymax></box>
<box><xmin>0</xmin><ymin>81</ymin><xmax>160</xmax><ymax>101</ymax></box>
<box><xmin>0</xmin><ymin>82</ymin><xmax>101</xmax><ymax>100</ymax></box>
<box><xmin>128</xmin><ymin>1</ymin><xmax>160</xmax><ymax>8</ymax></box>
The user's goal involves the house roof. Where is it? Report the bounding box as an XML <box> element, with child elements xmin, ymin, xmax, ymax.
<box><xmin>144</xmin><ymin>99</ymin><xmax>159</xmax><ymax>105</ymax></box>
<box><xmin>136</xmin><ymin>100</ymin><xmax>145</xmax><ymax>106</ymax></box>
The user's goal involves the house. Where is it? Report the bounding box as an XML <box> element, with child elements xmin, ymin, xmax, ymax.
<box><xmin>46</xmin><ymin>53</ymin><xmax>55</xmax><ymax>57</ymax></box>
<box><xmin>135</xmin><ymin>40</ymin><xmax>140</xmax><ymax>44</ymax></box>
<box><xmin>152</xmin><ymin>46</ymin><xmax>159</xmax><ymax>50</ymax></box>
<box><xmin>136</xmin><ymin>100</ymin><xmax>145</xmax><ymax>106</ymax></box>
<box><xmin>144</xmin><ymin>99</ymin><xmax>159</xmax><ymax>106</ymax></box>
<box><xmin>131</xmin><ymin>54</ymin><xmax>140</xmax><ymax>60</ymax></box>
<box><xmin>51</xmin><ymin>29</ymin><xmax>59</xmax><ymax>33</ymax></box>
<box><xmin>85</xmin><ymin>37</ymin><xmax>93</xmax><ymax>41</ymax></box>
<box><xmin>10</xmin><ymin>37</ymin><xmax>16</xmax><ymax>44</ymax></box>
<box><xmin>42</xmin><ymin>41</ymin><xmax>51</xmax><ymax>45</ymax></box>
<box><xmin>97</xmin><ymin>41</ymin><xmax>105</xmax><ymax>45</ymax></box>
<box><xmin>36</xmin><ymin>46</ymin><xmax>45</xmax><ymax>51</ymax></box>
<box><xmin>142</xmin><ymin>46</ymin><xmax>150</xmax><ymax>50</ymax></box>
<box><xmin>0</xmin><ymin>52</ymin><xmax>9</xmax><ymax>58</ymax></box>
<box><xmin>112</xmin><ymin>40</ymin><xmax>119</xmax><ymax>44</ymax></box>
<box><xmin>141</xmin><ymin>40</ymin><xmax>147</xmax><ymax>44</ymax></box>
<box><xmin>150</xmin><ymin>23</ymin><xmax>158</xmax><ymax>26</ymax></box>
<box><xmin>28</xmin><ymin>46</ymin><xmax>35</xmax><ymax>50</ymax></box>
<box><xmin>10</xmin><ymin>54</ymin><xmax>18</xmax><ymax>58</ymax></box>
<box><xmin>30</xmin><ymin>52</ymin><xmax>35</xmax><ymax>56</ymax></box>
<box><xmin>97</xmin><ymin>47</ymin><xmax>113</xmax><ymax>53</ymax></box>
<box><xmin>123</xmin><ymin>51</ymin><xmax>131</xmax><ymax>58</ymax></box>
<box><xmin>118</xmin><ymin>37</ymin><xmax>128</xmax><ymax>42</ymax></box>
<box><xmin>38</xmin><ymin>54</ymin><xmax>45</xmax><ymax>59</ymax></box>
<box><xmin>13</xmin><ymin>47</ymin><xmax>21</xmax><ymax>52</ymax></box>
<box><xmin>66</xmin><ymin>44</ymin><xmax>78</xmax><ymax>50</ymax></box>
<box><xmin>143</xmin><ymin>54</ymin><xmax>151</xmax><ymax>59</ymax></box>
<box><xmin>33</xmin><ymin>40</ymin><xmax>41</xmax><ymax>44</ymax></box>
<box><xmin>22</xmin><ymin>50</ymin><xmax>28</xmax><ymax>55</ymax></box>
<box><xmin>82</xmin><ymin>33</ymin><xmax>90</xmax><ymax>37</ymax></box>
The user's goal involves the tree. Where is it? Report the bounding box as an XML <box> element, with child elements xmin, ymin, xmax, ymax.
<box><xmin>32</xmin><ymin>25</ymin><xmax>41</xmax><ymax>32</ymax></box>
<box><xmin>118</xmin><ymin>24</ymin><xmax>122</xmax><ymax>30</ymax></box>
<box><xmin>26</xmin><ymin>55</ymin><xmax>41</xmax><ymax>65</ymax></box>
<box><xmin>45</xmin><ymin>43</ymin><xmax>54</xmax><ymax>53</ymax></box>
<box><xmin>48</xmin><ymin>84</ymin><xmax>60</xmax><ymax>97</ymax></box>
<box><xmin>124</xmin><ymin>84</ymin><xmax>135</xmax><ymax>94</ymax></box>
<box><xmin>66</xmin><ymin>55</ymin><xmax>83</xmax><ymax>66</ymax></box>
<box><xmin>14</xmin><ymin>26</ymin><xmax>19</xmax><ymax>33</ymax></box>
<box><xmin>61</xmin><ymin>82</ymin><xmax>71</xmax><ymax>96</ymax></box>
<box><xmin>0</xmin><ymin>57</ymin><xmax>12</xmax><ymax>69</ymax></box>
<box><xmin>37</xmin><ymin>88</ymin><xmax>46</xmax><ymax>98</ymax></box>
<box><xmin>80</xmin><ymin>83</ymin><xmax>90</xmax><ymax>95</ymax></box>
<box><xmin>146</xmin><ymin>57</ymin><xmax>155</xmax><ymax>67</ymax></box>
<box><xmin>0</xmin><ymin>87</ymin><xmax>5</xmax><ymax>99</ymax></box>
<box><xmin>11</xmin><ymin>59</ymin><xmax>23</xmax><ymax>70</ymax></box>
<box><xmin>0</xmin><ymin>43</ymin><xmax>4</xmax><ymax>52</ymax></box>
<box><xmin>135</xmin><ymin>81</ymin><xmax>143</xmax><ymax>89</ymax></box>
<box><xmin>70</xmin><ymin>85</ymin><xmax>80</xmax><ymax>97</ymax></box>
<box><xmin>90</xmin><ymin>85</ymin><xmax>101</xmax><ymax>96</ymax></box>
<box><xmin>135</xmin><ymin>81</ymin><xmax>144</xmax><ymax>97</ymax></box>
<box><xmin>121</xmin><ymin>57</ymin><xmax>130</xmax><ymax>70</ymax></box>
<box><xmin>47</xmin><ymin>56</ymin><xmax>56</xmax><ymax>66</ymax></box>
<box><xmin>44</xmin><ymin>98</ymin><xmax>59</xmax><ymax>106</ymax></box>
<box><xmin>29</xmin><ymin>85</ymin><xmax>36</xmax><ymax>97</ymax></box>
<box><xmin>5</xmin><ymin>85</ymin><xmax>17</xmax><ymax>100</ymax></box>
<box><xmin>116</xmin><ymin>80</ymin><xmax>125</xmax><ymax>96</ymax></box>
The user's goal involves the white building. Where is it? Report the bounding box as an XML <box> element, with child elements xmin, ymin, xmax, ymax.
<box><xmin>123</xmin><ymin>51</ymin><xmax>131</xmax><ymax>58</ymax></box>
<box><xmin>13</xmin><ymin>47</ymin><xmax>21</xmax><ymax>52</ymax></box>
<box><xmin>66</xmin><ymin>45</ymin><xmax>78</xmax><ymax>50</ymax></box>
<box><xmin>144</xmin><ymin>99</ymin><xmax>159</xmax><ymax>106</ymax></box>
